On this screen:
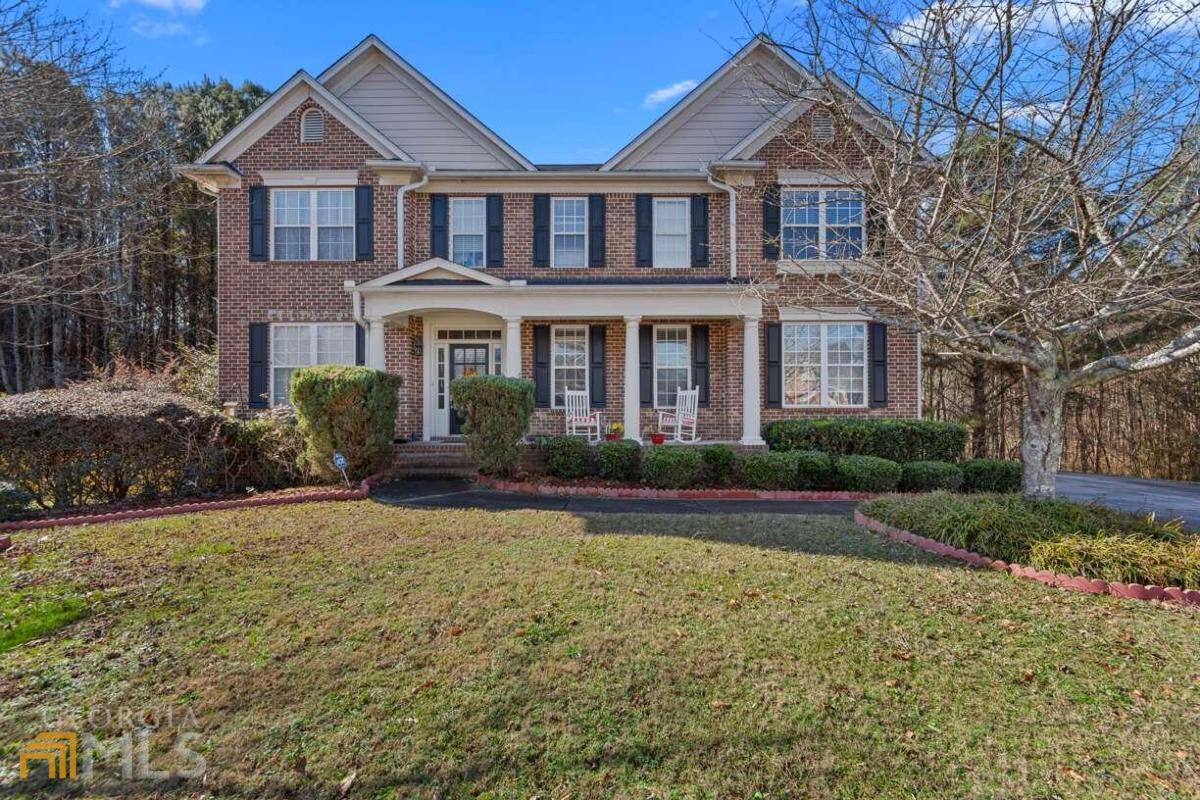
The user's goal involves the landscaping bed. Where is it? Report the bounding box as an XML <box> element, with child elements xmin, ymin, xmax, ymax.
<box><xmin>860</xmin><ymin>493</ymin><xmax>1200</xmax><ymax>592</ymax></box>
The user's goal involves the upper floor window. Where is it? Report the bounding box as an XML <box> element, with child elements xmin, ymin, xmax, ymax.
<box><xmin>300</xmin><ymin>109</ymin><xmax>325</xmax><ymax>143</ymax></box>
<box><xmin>653</xmin><ymin>324</ymin><xmax>691</xmax><ymax>408</ymax></box>
<box><xmin>271</xmin><ymin>189</ymin><xmax>354</xmax><ymax>261</ymax></box>
<box><xmin>653</xmin><ymin>198</ymin><xmax>690</xmax><ymax>268</ymax></box>
<box><xmin>450</xmin><ymin>197</ymin><xmax>485</xmax><ymax>267</ymax></box>
<box><xmin>551</xmin><ymin>198</ymin><xmax>587</xmax><ymax>267</ymax></box>
<box><xmin>270</xmin><ymin>323</ymin><xmax>356</xmax><ymax>406</ymax></box>
<box><xmin>782</xmin><ymin>322</ymin><xmax>866</xmax><ymax>407</ymax></box>
<box><xmin>781</xmin><ymin>188</ymin><xmax>864</xmax><ymax>260</ymax></box>
<box><xmin>551</xmin><ymin>325</ymin><xmax>588</xmax><ymax>407</ymax></box>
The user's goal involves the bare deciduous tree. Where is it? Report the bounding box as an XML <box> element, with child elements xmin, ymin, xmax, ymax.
<box><xmin>750</xmin><ymin>0</ymin><xmax>1200</xmax><ymax>496</ymax></box>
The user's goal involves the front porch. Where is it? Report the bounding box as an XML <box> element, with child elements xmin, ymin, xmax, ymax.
<box><xmin>349</xmin><ymin>258</ymin><xmax>767</xmax><ymax>445</ymax></box>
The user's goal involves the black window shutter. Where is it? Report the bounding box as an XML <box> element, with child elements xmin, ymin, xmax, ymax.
<box><xmin>765</xmin><ymin>322</ymin><xmax>782</xmax><ymax>408</ymax></box>
<box><xmin>691</xmin><ymin>325</ymin><xmax>709</xmax><ymax>406</ymax></box>
<box><xmin>355</xmin><ymin>325</ymin><xmax>366</xmax><ymax>366</ymax></box>
<box><xmin>639</xmin><ymin>324</ymin><xmax>653</xmax><ymax>407</ymax></box>
<box><xmin>532</xmin><ymin>194</ymin><xmax>550</xmax><ymax>267</ymax></box>
<box><xmin>589</xmin><ymin>324</ymin><xmax>607</xmax><ymax>407</ymax></box>
<box><xmin>635</xmin><ymin>194</ymin><xmax>653</xmax><ymax>267</ymax></box>
<box><xmin>533</xmin><ymin>324</ymin><xmax>551</xmax><ymax>407</ymax></box>
<box><xmin>248</xmin><ymin>186</ymin><xmax>267</xmax><ymax>262</ymax></box>
<box><xmin>486</xmin><ymin>194</ymin><xmax>504</xmax><ymax>268</ymax></box>
<box><xmin>588</xmin><ymin>194</ymin><xmax>606</xmax><ymax>267</ymax></box>
<box><xmin>354</xmin><ymin>186</ymin><xmax>374</xmax><ymax>261</ymax></box>
<box><xmin>690</xmin><ymin>194</ymin><xmax>709</xmax><ymax>267</ymax></box>
<box><xmin>869</xmin><ymin>322</ymin><xmax>889</xmax><ymax>407</ymax></box>
<box><xmin>248</xmin><ymin>323</ymin><xmax>269</xmax><ymax>408</ymax></box>
<box><xmin>762</xmin><ymin>185</ymin><xmax>781</xmax><ymax>260</ymax></box>
<box><xmin>430</xmin><ymin>194</ymin><xmax>449</xmax><ymax>259</ymax></box>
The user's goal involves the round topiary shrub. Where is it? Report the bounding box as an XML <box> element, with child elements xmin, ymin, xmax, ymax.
<box><xmin>738</xmin><ymin>451</ymin><xmax>795</xmax><ymax>489</ymax></box>
<box><xmin>789</xmin><ymin>450</ymin><xmax>834</xmax><ymax>489</ymax></box>
<box><xmin>449</xmin><ymin>375</ymin><xmax>534</xmax><ymax>476</ymax></box>
<box><xmin>835</xmin><ymin>455</ymin><xmax>902</xmax><ymax>492</ymax></box>
<box><xmin>700</xmin><ymin>444</ymin><xmax>737</xmax><ymax>486</ymax></box>
<box><xmin>642</xmin><ymin>447</ymin><xmax>704</xmax><ymax>489</ymax></box>
<box><xmin>290</xmin><ymin>365</ymin><xmax>402</xmax><ymax>481</ymax></box>
<box><xmin>596</xmin><ymin>440</ymin><xmax>641</xmax><ymax>482</ymax></box>
<box><xmin>900</xmin><ymin>460</ymin><xmax>964</xmax><ymax>492</ymax></box>
<box><xmin>545</xmin><ymin>436</ymin><xmax>593</xmax><ymax>479</ymax></box>
<box><xmin>961</xmin><ymin>458</ymin><xmax>1022</xmax><ymax>493</ymax></box>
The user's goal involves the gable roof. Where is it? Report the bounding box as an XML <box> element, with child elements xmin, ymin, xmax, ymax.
<box><xmin>319</xmin><ymin>36</ymin><xmax>535</xmax><ymax>171</ymax></box>
<box><xmin>357</xmin><ymin>258</ymin><xmax>510</xmax><ymax>288</ymax></box>
<box><xmin>199</xmin><ymin>71</ymin><xmax>412</xmax><ymax>165</ymax></box>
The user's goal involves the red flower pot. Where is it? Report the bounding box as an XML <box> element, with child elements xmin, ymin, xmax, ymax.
<box><xmin>605</xmin><ymin>433</ymin><xmax>620</xmax><ymax>441</ymax></box>
<box><xmin>649</xmin><ymin>433</ymin><xmax>666</xmax><ymax>445</ymax></box>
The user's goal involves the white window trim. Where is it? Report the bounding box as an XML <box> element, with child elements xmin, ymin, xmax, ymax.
<box><xmin>550</xmin><ymin>324</ymin><xmax>589</xmax><ymax>409</ymax></box>
<box><xmin>269</xmin><ymin>322</ymin><xmax>357</xmax><ymax>407</ymax></box>
<box><xmin>269</xmin><ymin>188</ymin><xmax>355</xmax><ymax>262</ymax></box>
<box><xmin>781</xmin><ymin>321</ymin><xmax>868</xmax><ymax>409</ymax></box>
<box><xmin>652</xmin><ymin>197</ymin><xmax>690</xmax><ymax>269</ymax></box>
<box><xmin>652</xmin><ymin>324</ymin><xmax>691</xmax><ymax>409</ymax></box>
<box><xmin>778</xmin><ymin>186</ymin><xmax>866</xmax><ymax>263</ymax></box>
<box><xmin>550</xmin><ymin>197</ymin><xmax>589</xmax><ymax>268</ymax></box>
<box><xmin>449</xmin><ymin>196</ymin><xmax>487</xmax><ymax>268</ymax></box>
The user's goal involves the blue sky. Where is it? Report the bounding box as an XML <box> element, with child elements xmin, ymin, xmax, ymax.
<box><xmin>53</xmin><ymin>0</ymin><xmax>760</xmax><ymax>163</ymax></box>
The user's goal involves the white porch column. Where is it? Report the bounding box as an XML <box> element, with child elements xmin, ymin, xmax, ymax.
<box><xmin>741</xmin><ymin>315</ymin><xmax>765</xmax><ymax>446</ymax></box>
<box><xmin>503</xmin><ymin>316</ymin><xmax>522</xmax><ymax>378</ymax></box>
<box><xmin>366</xmin><ymin>317</ymin><xmax>386</xmax><ymax>371</ymax></box>
<box><xmin>623</xmin><ymin>315</ymin><xmax>641</xmax><ymax>441</ymax></box>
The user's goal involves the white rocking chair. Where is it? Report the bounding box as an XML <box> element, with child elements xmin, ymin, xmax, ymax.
<box><xmin>564</xmin><ymin>390</ymin><xmax>601</xmax><ymax>442</ymax></box>
<box><xmin>659</xmin><ymin>387</ymin><xmax>700</xmax><ymax>442</ymax></box>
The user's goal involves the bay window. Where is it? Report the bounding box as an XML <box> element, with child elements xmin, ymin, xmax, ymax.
<box><xmin>271</xmin><ymin>189</ymin><xmax>354</xmax><ymax>261</ymax></box>
<box><xmin>450</xmin><ymin>197</ymin><xmax>486</xmax><ymax>267</ymax></box>
<box><xmin>270</xmin><ymin>323</ymin><xmax>357</xmax><ymax>406</ymax></box>
<box><xmin>551</xmin><ymin>325</ymin><xmax>588</xmax><ymax>407</ymax></box>
<box><xmin>781</xmin><ymin>188</ymin><xmax>864</xmax><ymax>260</ymax></box>
<box><xmin>782</xmin><ymin>322</ymin><xmax>866</xmax><ymax>407</ymax></box>
<box><xmin>551</xmin><ymin>197</ymin><xmax>587</xmax><ymax>267</ymax></box>
<box><xmin>653</xmin><ymin>198</ymin><xmax>690</xmax><ymax>268</ymax></box>
<box><xmin>653</xmin><ymin>325</ymin><xmax>691</xmax><ymax>408</ymax></box>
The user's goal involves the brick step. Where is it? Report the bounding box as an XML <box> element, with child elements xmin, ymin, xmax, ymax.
<box><xmin>392</xmin><ymin>453</ymin><xmax>474</xmax><ymax>466</ymax></box>
<box><xmin>391</xmin><ymin>466</ymin><xmax>478</xmax><ymax>479</ymax></box>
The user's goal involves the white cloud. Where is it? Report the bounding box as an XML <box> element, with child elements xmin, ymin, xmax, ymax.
<box><xmin>111</xmin><ymin>0</ymin><xmax>208</xmax><ymax>14</ymax></box>
<box><xmin>131</xmin><ymin>19</ymin><xmax>190</xmax><ymax>38</ymax></box>
<box><xmin>642</xmin><ymin>79</ymin><xmax>698</xmax><ymax>109</ymax></box>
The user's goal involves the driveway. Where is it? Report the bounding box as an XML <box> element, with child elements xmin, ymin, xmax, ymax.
<box><xmin>1056</xmin><ymin>472</ymin><xmax>1200</xmax><ymax>529</ymax></box>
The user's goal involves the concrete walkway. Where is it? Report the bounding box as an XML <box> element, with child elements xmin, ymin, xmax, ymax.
<box><xmin>371</xmin><ymin>479</ymin><xmax>858</xmax><ymax>516</ymax></box>
<box><xmin>1056</xmin><ymin>472</ymin><xmax>1200</xmax><ymax>528</ymax></box>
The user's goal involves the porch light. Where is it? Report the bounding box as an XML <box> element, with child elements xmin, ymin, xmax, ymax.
<box><xmin>412</xmin><ymin>337</ymin><xmax>423</xmax><ymax>357</ymax></box>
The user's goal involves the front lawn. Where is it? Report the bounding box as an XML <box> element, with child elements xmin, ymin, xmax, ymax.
<box><xmin>2</xmin><ymin>502</ymin><xmax>1198</xmax><ymax>798</ymax></box>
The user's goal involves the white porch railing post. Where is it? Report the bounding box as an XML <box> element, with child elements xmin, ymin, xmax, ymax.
<box><xmin>623</xmin><ymin>315</ymin><xmax>641</xmax><ymax>442</ymax></box>
<box><xmin>503</xmin><ymin>316</ymin><xmax>522</xmax><ymax>378</ymax></box>
<box><xmin>367</xmin><ymin>317</ymin><xmax>386</xmax><ymax>371</ymax></box>
<box><xmin>741</xmin><ymin>315</ymin><xmax>765</xmax><ymax>446</ymax></box>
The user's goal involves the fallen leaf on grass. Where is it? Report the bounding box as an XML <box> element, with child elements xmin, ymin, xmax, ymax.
<box><xmin>891</xmin><ymin>651</ymin><xmax>914</xmax><ymax>662</ymax></box>
<box><xmin>1145</xmin><ymin>773</ymin><xmax>1175</xmax><ymax>789</ymax></box>
<box><xmin>1021</xmin><ymin>669</ymin><xmax>1036</xmax><ymax>683</ymax></box>
<box><xmin>338</xmin><ymin>770</ymin><xmax>356</xmax><ymax>797</ymax></box>
<box><xmin>710</xmin><ymin>700</ymin><xmax>732</xmax><ymax>709</ymax></box>
<box><xmin>449</xmin><ymin>624</ymin><xmax>464</xmax><ymax>636</ymax></box>
<box><xmin>1059</xmin><ymin>766</ymin><xmax>1086</xmax><ymax>782</ymax></box>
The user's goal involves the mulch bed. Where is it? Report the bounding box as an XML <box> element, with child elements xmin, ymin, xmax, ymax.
<box><xmin>855</xmin><ymin>510</ymin><xmax>1200</xmax><ymax>607</ymax></box>
<box><xmin>479</xmin><ymin>476</ymin><xmax>875</xmax><ymax>501</ymax></box>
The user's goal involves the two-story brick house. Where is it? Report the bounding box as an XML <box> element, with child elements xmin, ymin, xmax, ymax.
<box><xmin>178</xmin><ymin>34</ymin><xmax>921</xmax><ymax>445</ymax></box>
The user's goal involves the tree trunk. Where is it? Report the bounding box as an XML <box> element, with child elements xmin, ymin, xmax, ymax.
<box><xmin>969</xmin><ymin>357</ymin><xmax>988</xmax><ymax>458</ymax></box>
<box><xmin>1021</xmin><ymin>370</ymin><xmax>1068</xmax><ymax>498</ymax></box>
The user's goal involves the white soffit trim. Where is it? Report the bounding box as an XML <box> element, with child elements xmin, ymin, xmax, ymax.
<box><xmin>779</xmin><ymin>306</ymin><xmax>873</xmax><ymax>321</ymax></box>
<box><xmin>198</xmin><ymin>71</ymin><xmax>412</xmax><ymax>164</ymax></box>
<box><xmin>318</xmin><ymin>35</ymin><xmax>536</xmax><ymax>172</ymax></box>
<box><xmin>260</xmin><ymin>170</ymin><xmax>358</xmax><ymax>186</ymax></box>
<box><xmin>357</xmin><ymin>257</ymin><xmax>510</xmax><ymax>288</ymax></box>
<box><xmin>173</xmin><ymin>163</ymin><xmax>240</xmax><ymax>194</ymax></box>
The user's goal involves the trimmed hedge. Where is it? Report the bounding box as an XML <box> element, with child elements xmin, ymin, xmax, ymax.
<box><xmin>449</xmin><ymin>375</ymin><xmax>534</xmax><ymax>476</ymax></box>
<box><xmin>836</xmin><ymin>455</ymin><xmax>902</xmax><ymax>492</ymax></box>
<box><xmin>701</xmin><ymin>445</ymin><xmax>737</xmax><ymax>486</ymax></box>
<box><xmin>763</xmin><ymin>418</ymin><xmax>967</xmax><ymax>463</ymax></box>
<box><xmin>292</xmin><ymin>365</ymin><xmax>401</xmax><ymax>481</ymax></box>
<box><xmin>597</xmin><ymin>440</ymin><xmax>642</xmax><ymax>482</ymax></box>
<box><xmin>738</xmin><ymin>452</ymin><xmax>795</xmax><ymax>490</ymax></box>
<box><xmin>546</xmin><ymin>436</ymin><xmax>593</xmax><ymax>479</ymax></box>
<box><xmin>642</xmin><ymin>447</ymin><xmax>704</xmax><ymax>489</ymax></box>
<box><xmin>961</xmin><ymin>459</ymin><xmax>1022</xmax><ymax>493</ymax></box>
<box><xmin>900</xmin><ymin>461</ymin><xmax>964</xmax><ymax>492</ymax></box>
<box><xmin>792</xmin><ymin>450</ymin><xmax>835</xmax><ymax>489</ymax></box>
<box><xmin>860</xmin><ymin>492</ymin><xmax>1199</xmax><ymax>589</ymax></box>
<box><xmin>0</xmin><ymin>482</ymin><xmax>33</xmax><ymax>521</ymax></box>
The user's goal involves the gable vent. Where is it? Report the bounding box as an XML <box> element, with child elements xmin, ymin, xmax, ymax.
<box><xmin>811</xmin><ymin>112</ymin><xmax>834</xmax><ymax>143</ymax></box>
<box><xmin>300</xmin><ymin>108</ymin><xmax>325</xmax><ymax>144</ymax></box>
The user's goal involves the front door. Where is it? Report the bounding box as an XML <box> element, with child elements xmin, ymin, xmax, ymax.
<box><xmin>448</xmin><ymin>344</ymin><xmax>490</xmax><ymax>434</ymax></box>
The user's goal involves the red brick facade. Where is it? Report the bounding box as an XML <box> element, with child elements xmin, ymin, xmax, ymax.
<box><xmin>214</xmin><ymin>96</ymin><xmax>920</xmax><ymax>442</ymax></box>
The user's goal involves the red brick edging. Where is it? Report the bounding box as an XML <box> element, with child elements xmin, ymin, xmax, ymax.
<box><xmin>854</xmin><ymin>510</ymin><xmax>1200</xmax><ymax>606</ymax></box>
<box><xmin>0</xmin><ymin>475</ymin><xmax>384</xmax><ymax>547</ymax></box>
<box><xmin>479</xmin><ymin>476</ymin><xmax>875</xmax><ymax>501</ymax></box>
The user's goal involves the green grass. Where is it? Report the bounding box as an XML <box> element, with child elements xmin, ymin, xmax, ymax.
<box><xmin>1</xmin><ymin>501</ymin><xmax>1198</xmax><ymax>798</ymax></box>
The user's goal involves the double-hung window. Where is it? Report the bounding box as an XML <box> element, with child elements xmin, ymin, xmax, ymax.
<box><xmin>782</xmin><ymin>322</ymin><xmax>866</xmax><ymax>407</ymax></box>
<box><xmin>653</xmin><ymin>198</ymin><xmax>690</xmax><ymax>268</ymax></box>
<box><xmin>551</xmin><ymin>326</ymin><xmax>588</xmax><ymax>407</ymax></box>
<box><xmin>270</xmin><ymin>323</ymin><xmax>357</xmax><ymax>406</ymax></box>
<box><xmin>551</xmin><ymin>198</ymin><xmax>587</xmax><ymax>267</ymax></box>
<box><xmin>653</xmin><ymin>325</ymin><xmax>691</xmax><ymax>408</ymax></box>
<box><xmin>449</xmin><ymin>198</ymin><xmax>486</xmax><ymax>267</ymax></box>
<box><xmin>271</xmin><ymin>189</ymin><xmax>354</xmax><ymax>261</ymax></box>
<box><xmin>781</xmin><ymin>188</ymin><xmax>864</xmax><ymax>260</ymax></box>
